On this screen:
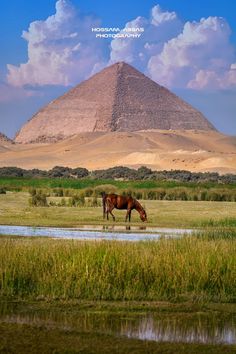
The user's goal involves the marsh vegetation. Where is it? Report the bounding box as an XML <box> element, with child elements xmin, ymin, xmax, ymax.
<box><xmin>0</xmin><ymin>234</ymin><xmax>235</xmax><ymax>302</ymax></box>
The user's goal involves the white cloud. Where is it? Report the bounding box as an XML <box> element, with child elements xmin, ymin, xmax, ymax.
<box><xmin>109</xmin><ymin>5</ymin><xmax>183</xmax><ymax>71</ymax></box>
<box><xmin>148</xmin><ymin>16</ymin><xmax>236</xmax><ymax>89</ymax></box>
<box><xmin>110</xmin><ymin>5</ymin><xmax>236</xmax><ymax>91</ymax></box>
<box><xmin>151</xmin><ymin>5</ymin><xmax>178</xmax><ymax>26</ymax></box>
<box><xmin>6</xmin><ymin>2</ymin><xmax>236</xmax><ymax>92</ymax></box>
<box><xmin>7</xmin><ymin>0</ymin><xmax>106</xmax><ymax>87</ymax></box>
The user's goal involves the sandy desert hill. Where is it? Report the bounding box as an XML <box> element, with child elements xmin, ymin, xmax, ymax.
<box><xmin>1</xmin><ymin>130</ymin><xmax>236</xmax><ymax>173</ymax></box>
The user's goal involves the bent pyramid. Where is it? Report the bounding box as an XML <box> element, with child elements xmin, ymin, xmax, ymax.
<box><xmin>0</xmin><ymin>132</ymin><xmax>12</xmax><ymax>144</ymax></box>
<box><xmin>0</xmin><ymin>132</ymin><xmax>13</xmax><ymax>152</ymax></box>
<box><xmin>15</xmin><ymin>62</ymin><xmax>215</xmax><ymax>143</ymax></box>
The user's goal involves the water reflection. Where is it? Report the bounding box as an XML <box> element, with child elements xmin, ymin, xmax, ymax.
<box><xmin>0</xmin><ymin>303</ymin><xmax>235</xmax><ymax>345</ymax></box>
<box><xmin>0</xmin><ymin>225</ymin><xmax>193</xmax><ymax>241</ymax></box>
<box><xmin>102</xmin><ymin>225</ymin><xmax>141</xmax><ymax>231</ymax></box>
<box><xmin>125</xmin><ymin>314</ymin><xmax>236</xmax><ymax>345</ymax></box>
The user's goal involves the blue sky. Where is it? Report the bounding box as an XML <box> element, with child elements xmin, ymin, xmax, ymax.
<box><xmin>0</xmin><ymin>0</ymin><xmax>236</xmax><ymax>138</ymax></box>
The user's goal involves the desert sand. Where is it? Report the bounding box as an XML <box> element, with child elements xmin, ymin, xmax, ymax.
<box><xmin>1</xmin><ymin>129</ymin><xmax>236</xmax><ymax>173</ymax></box>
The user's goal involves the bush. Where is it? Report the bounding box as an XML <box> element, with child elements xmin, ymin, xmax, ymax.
<box><xmin>84</xmin><ymin>188</ymin><xmax>94</xmax><ymax>197</ymax></box>
<box><xmin>0</xmin><ymin>187</ymin><xmax>6</xmax><ymax>194</ymax></box>
<box><xmin>48</xmin><ymin>166</ymin><xmax>89</xmax><ymax>178</ymax></box>
<box><xmin>136</xmin><ymin>166</ymin><xmax>153</xmax><ymax>179</ymax></box>
<box><xmin>0</xmin><ymin>167</ymin><xmax>24</xmax><ymax>177</ymax></box>
<box><xmin>72</xmin><ymin>167</ymin><xmax>89</xmax><ymax>178</ymax></box>
<box><xmin>93</xmin><ymin>166</ymin><xmax>137</xmax><ymax>180</ymax></box>
<box><xmin>53</xmin><ymin>188</ymin><xmax>64</xmax><ymax>197</ymax></box>
<box><xmin>68</xmin><ymin>193</ymin><xmax>85</xmax><ymax>207</ymax></box>
<box><xmin>59</xmin><ymin>198</ymin><xmax>67</xmax><ymax>207</ymax></box>
<box><xmin>29</xmin><ymin>192</ymin><xmax>48</xmax><ymax>207</ymax></box>
<box><xmin>86</xmin><ymin>196</ymin><xmax>101</xmax><ymax>207</ymax></box>
<box><xmin>29</xmin><ymin>188</ymin><xmax>37</xmax><ymax>196</ymax></box>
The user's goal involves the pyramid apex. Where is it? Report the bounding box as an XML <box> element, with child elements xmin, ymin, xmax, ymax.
<box><xmin>105</xmin><ymin>61</ymin><xmax>144</xmax><ymax>78</ymax></box>
<box><xmin>113</xmin><ymin>61</ymin><xmax>128</xmax><ymax>65</ymax></box>
<box><xmin>117</xmin><ymin>61</ymin><xmax>128</xmax><ymax>66</ymax></box>
<box><xmin>109</xmin><ymin>61</ymin><xmax>132</xmax><ymax>70</ymax></box>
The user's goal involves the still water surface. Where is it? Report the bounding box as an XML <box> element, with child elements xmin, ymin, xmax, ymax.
<box><xmin>0</xmin><ymin>303</ymin><xmax>235</xmax><ymax>345</ymax></box>
<box><xmin>0</xmin><ymin>224</ymin><xmax>193</xmax><ymax>241</ymax></box>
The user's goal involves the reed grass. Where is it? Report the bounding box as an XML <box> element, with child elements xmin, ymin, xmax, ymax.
<box><xmin>0</xmin><ymin>235</ymin><xmax>235</xmax><ymax>302</ymax></box>
<box><xmin>47</xmin><ymin>186</ymin><xmax>236</xmax><ymax>202</ymax></box>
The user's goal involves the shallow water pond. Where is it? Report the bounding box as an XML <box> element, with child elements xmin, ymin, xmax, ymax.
<box><xmin>1</xmin><ymin>302</ymin><xmax>236</xmax><ymax>345</ymax></box>
<box><xmin>0</xmin><ymin>224</ymin><xmax>193</xmax><ymax>241</ymax></box>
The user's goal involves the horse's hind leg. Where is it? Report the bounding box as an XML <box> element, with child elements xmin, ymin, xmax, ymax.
<box><xmin>106</xmin><ymin>202</ymin><xmax>115</xmax><ymax>221</ymax></box>
<box><xmin>106</xmin><ymin>207</ymin><xmax>109</xmax><ymax>221</ymax></box>
<box><xmin>102</xmin><ymin>195</ymin><xmax>106</xmax><ymax>219</ymax></box>
<box><xmin>105</xmin><ymin>202</ymin><xmax>109</xmax><ymax>220</ymax></box>
<box><xmin>109</xmin><ymin>208</ymin><xmax>116</xmax><ymax>221</ymax></box>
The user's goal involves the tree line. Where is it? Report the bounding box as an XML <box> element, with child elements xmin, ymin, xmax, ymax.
<box><xmin>0</xmin><ymin>165</ymin><xmax>236</xmax><ymax>184</ymax></box>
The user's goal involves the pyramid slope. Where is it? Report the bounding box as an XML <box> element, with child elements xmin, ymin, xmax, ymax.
<box><xmin>15</xmin><ymin>62</ymin><xmax>215</xmax><ymax>143</ymax></box>
<box><xmin>106</xmin><ymin>63</ymin><xmax>214</xmax><ymax>132</ymax></box>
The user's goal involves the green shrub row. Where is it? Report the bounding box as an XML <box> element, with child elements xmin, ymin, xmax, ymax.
<box><xmin>29</xmin><ymin>189</ymin><xmax>101</xmax><ymax>207</ymax></box>
<box><xmin>28</xmin><ymin>186</ymin><xmax>236</xmax><ymax>203</ymax></box>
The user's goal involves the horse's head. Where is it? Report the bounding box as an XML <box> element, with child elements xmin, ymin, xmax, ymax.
<box><xmin>140</xmin><ymin>208</ymin><xmax>147</xmax><ymax>222</ymax></box>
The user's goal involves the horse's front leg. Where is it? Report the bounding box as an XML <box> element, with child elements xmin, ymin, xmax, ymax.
<box><xmin>129</xmin><ymin>210</ymin><xmax>132</xmax><ymax>222</ymax></box>
<box><xmin>125</xmin><ymin>209</ymin><xmax>131</xmax><ymax>222</ymax></box>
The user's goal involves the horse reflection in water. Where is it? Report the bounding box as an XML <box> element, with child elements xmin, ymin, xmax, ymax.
<box><xmin>102</xmin><ymin>193</ymin><xmax>147</xmax><ymax>222</ymax></box>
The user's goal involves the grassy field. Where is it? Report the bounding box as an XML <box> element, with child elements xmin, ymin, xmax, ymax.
<box><xmin>1</xmin><ymin>191</ymin><xmax>236</xmax><ymax>227</ymax></box>
<box><xmin>0</xmin><ymin>234</ymin><xmax>235</xmax><ymax>302</ymax></box>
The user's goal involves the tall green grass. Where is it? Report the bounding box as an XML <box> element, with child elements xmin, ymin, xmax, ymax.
<box><xmin>0</xmin><ymin>235</ymin><xmax>235</xmax><ymax>302</ymax></box>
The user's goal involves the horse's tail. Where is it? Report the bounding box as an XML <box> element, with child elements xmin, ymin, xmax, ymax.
<box><xmin>101</xmin><ymin>192</ymin><xmax>107</xmax><ymax>219</ymax></box>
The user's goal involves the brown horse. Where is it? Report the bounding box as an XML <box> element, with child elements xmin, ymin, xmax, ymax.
<box><xmin>102</xmin><ymin>192</ymin><xmax>147</xmax><ymax>222</ymax></box>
